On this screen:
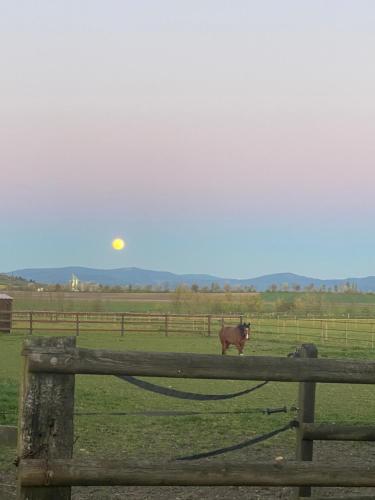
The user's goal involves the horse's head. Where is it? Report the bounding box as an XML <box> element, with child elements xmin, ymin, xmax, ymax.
<box><xmin>240</xmin><ymin>322</ymin><xmax>251</xmax><ymax>340</ymax></box>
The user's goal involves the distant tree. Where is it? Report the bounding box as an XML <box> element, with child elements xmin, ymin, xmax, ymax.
<box><xmin>210</xmin><ymin>282</ymin><xmax>221</xmax><ymax>292</ymax></box>
<box><xmin>305</xmin><ymin>283</ymin><xmax>316</xmax><ymax>292</ymax></box>
<box><xmin>275</xmin><ymin>298</ymin><xmax>295</xmax><ymax>313</ymax></box>
<box><xmin>246</xmin><ymin>295</ymin><xmax>264</xmax><ymax>313</ymax></box>
<box><xmin>173</xmin><ymin>284</ymin><xmax>192</xmax><ymax>306</ymax></box>
<box><xmin>191</xmin><ymin>283</ymin><xmax>199</xmax><ymax>293</ymax></box>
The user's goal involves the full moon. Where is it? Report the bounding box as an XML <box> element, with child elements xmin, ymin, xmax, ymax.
<box><xmin>112</xmin><ymin>238</ymin><xmax>126</xmax><ymax>251</ymax></box>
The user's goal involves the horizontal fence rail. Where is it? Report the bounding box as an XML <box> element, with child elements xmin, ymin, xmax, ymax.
<box><xmin>301</xmin><ymin>423</ymin><xmax>375</xmax><ymax>441</ymax></box>
<box><xmin>4</xmin><ymin>311</ymin><xmax>375</xmax><ymax>350</ymax></box>
<box><xmin>24</xmin><ymin>344</ymin><xmax>375</xmax><ymax>383</ymax></box>
<box><xmin>6</xmin><ymin>311</ymin><xmax>243</xmax><ymax>337</ymax></box>
<box><xmin>19</xmin><ymin>459</ymin><xmax>375</xmax><ymax>488</ymax></box>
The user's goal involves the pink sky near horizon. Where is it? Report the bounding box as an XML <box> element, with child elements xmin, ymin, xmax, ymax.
<box><xmin>3</xmin><ymin>109</ymin><xmax>375</xmax><ymax>220</ymax></box>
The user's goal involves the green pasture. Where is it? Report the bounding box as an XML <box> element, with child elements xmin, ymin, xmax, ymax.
<box><xmin>1</xmin><ymin>326</ymin><xmax>375</xmax><ymax>479</ymax></box>
<box><xmin>9</xmin><ymin>290</ymin><xmax>375</xmax><ymax>317</ymax></box>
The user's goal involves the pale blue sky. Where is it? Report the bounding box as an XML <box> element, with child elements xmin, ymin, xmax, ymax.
<box><xmin>1</xmin><ymin>1</ymin><xmax>375</xmax><ymax>278</ymax></box>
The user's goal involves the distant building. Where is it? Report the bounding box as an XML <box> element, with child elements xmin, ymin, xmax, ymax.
<box><xmin>70</xmin><ymin>274</ymin><xmax>80</xmax><ymax>292</ymax></box>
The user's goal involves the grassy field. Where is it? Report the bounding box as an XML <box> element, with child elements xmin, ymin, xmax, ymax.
<box><xmin>2</xmin><ymin>330</ymin><xmax>375</xmax><ymax>463</ymax></box>
<box><xmin>2</xmin><ymin>297</ymin><xmax>375</xmax><ymax>497</ymax></box>
<box><xmin>7</xmin><ymin>289</ymin><xmax>375</xmax><ymax>317</ymax></box>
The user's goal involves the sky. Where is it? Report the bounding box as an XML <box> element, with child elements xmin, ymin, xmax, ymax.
<box><xmin>1</xmin><ymin>1</ymin><xmax>375</xmax><ymax>279</ymax></box>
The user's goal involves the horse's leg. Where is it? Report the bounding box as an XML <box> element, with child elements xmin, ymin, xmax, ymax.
<box><xmin>221</xmin><ymin>340</ymin><xmax>226</xmax><ymax>355</ymax></box>
<box><xmin>237</xmin><ymin>342</ymin><xmax>244</xmax><ymax>356</ymax></box>
<box><xmin>222</xmin><ymin>340</ymin><xmax>230</xmax><ymax>355</ymax></box>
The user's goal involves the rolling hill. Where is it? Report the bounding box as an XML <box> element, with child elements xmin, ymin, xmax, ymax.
<box><xmin>5</xmin><ymin>267</ymin><xmax>375</xmax><ymax>292</ymax></box>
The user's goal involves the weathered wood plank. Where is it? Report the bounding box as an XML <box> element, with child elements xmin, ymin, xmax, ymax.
<box><xmin>302</xmin><ymin>422</ymin><xmax>375</xmax><ymax>441</ymax></box>
<box><xmin>0</xmin><ymin>425</ymin><xmax>17</xmax><ymax>446</ymax></box>
<box><xmin>19</xmin><ymin>459</ymin><xmax>375</xmax><ymax>487</ymax></box>
<box><xmin>17</xmin><ymin>337</ymin><xmax>76</xmax><ymax>500</ymax></box>
<box><xmin>24</xmin><ymin>347</ymin><xmax>375</xmax><ymax>383</ymax></box>
<box><xmin>296</xmin><ymin>343</ymin><xmax>318</xmax><ymax>497</ymax></box>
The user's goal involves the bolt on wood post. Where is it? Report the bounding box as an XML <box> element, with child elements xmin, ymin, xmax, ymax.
<box><xmin>17</xmin><ymin>336</ymin><xmax>76</xmax><ymax>500</ymax></box>
<box><xmin>295</xmin><ymin>343</ymin><xmax>318</xmax><ymax>498</ymax></box>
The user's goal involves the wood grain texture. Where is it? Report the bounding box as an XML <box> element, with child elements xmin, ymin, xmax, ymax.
<box><xmin>295</xmin><ymin>343</ymin><xmax>318</xmax><ymax>498</ymax></box>
<box><xmin>302</xmin><ymin>422</ymin><xmax>375</xmax><ymax>441</ymax></box>
<box><xmin>25</xmin><ymin>346</ymin><xmax>375</xmax><ymax>383</ymax></box>
<box><xmin>17</xmin><ymin>337</ymin><xmax>76</xmax><ymax>500</ymax></box>
<box><xmin>19</xmin><ymin>459</ymin><xmax>375</xmax><ymax>487</ymax></box>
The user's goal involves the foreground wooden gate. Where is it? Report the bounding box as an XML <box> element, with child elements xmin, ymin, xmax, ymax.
<box><xmin>16</xmin><ymin>337</ymin><xmax>375</xmax><ymax>499</ymax></box>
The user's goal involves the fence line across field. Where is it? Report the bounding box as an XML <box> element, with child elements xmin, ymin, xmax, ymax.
<box><xmin>3</xmin><ymin>311</ymin><xmax>375</xmax><ymax>348</ymax></box>
<box><xmin>3</xmin><ymin>311</ymin><xmax>243</xmax><ymax>336</ymax></box>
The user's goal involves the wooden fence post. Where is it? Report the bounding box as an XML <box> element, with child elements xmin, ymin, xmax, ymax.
<box><xmin>295</xmin><ymin>343</ymin><xmax>318</xmax><ymax>498</ymax></box>
<box><xmin>207</xmin><ymin>315</ymin><xmax>212</xmax><ymax>337</ymax></box>
<box><xmin>120</xmin><ymin>314</ymin><xmax>125</xmax><ymax>337</ymax></box>
<box><xmin>75</xmin><ymin>313</ymin><xmax>79</xmax><ymax>336</ymax></box>
<box><xmin>165</xmin><ymin>314</ymin><xmax>169</xmax><ymax>337</ymax></box>
<box><xmin>29</xmin><ymin>312</ymin><xmax>33</xmax><ymax>335</ymax></box>
<box><xmin>17</xmin><ymin>336</ymin><xmax>76</xmax><ymax>500</ymax></box>
<box><xmin>345</xmin><ymin>320</ymin><xmax>348</xmax><ymax>347</ymax></box>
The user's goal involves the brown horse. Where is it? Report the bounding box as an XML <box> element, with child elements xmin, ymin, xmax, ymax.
<box><xmin>219</xmin><ymin>322</ymin><xmax>251</xmax><ymax>355</ymax></box>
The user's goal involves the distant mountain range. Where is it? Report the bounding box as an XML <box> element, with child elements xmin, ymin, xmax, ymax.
<box><xmin>5</xmin><ymin>267</ymin><xmax>375</xmax><ymax>292</ymax></box>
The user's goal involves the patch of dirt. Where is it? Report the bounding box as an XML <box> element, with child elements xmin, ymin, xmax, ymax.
<box><xmin>71</xmin><ymin>441</ymin><xmax>375</xmax><ymax>499</ymax></box>
<box><xmin>3</xmin><ymin>441</ymin><xmax>375</xmax><ymax>499</ymax></box>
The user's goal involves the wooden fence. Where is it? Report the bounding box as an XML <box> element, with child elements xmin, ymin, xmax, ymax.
<box><xmin>4</xmin><ymin>311</ymin><xmax>375</xmax><ymax>350</ymax></box>
<box><xmin>5</xmin><ymin>311</ymin><xmax>244</xmax><ymax>336</ymax></box>
<box><xmin>16</xmin><ymin>337</ymin><xmax>375</xmax><ymax>499</ymax></box>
